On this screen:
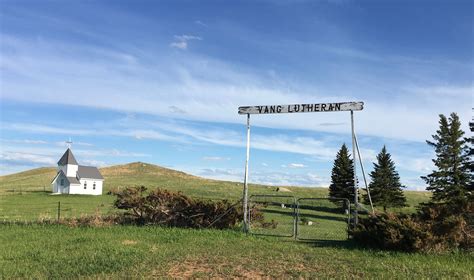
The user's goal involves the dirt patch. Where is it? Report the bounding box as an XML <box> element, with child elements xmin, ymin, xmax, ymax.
<box><xmin>121</xmin><ymin>240</ymin><xmax>138</xmax><ymax>245</ymax></box>
<box><xmin>166</xmin><ymin>258</ymin><xmax>269</xmax><ymax>279</ymax></box>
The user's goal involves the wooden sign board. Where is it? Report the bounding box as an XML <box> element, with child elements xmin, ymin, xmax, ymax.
<box><xmin>238</xmin><ymin>102</ymin><xmax>363</xmax><ymax>115</ymax></box>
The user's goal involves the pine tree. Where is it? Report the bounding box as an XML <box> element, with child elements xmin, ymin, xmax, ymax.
<box><xmin>329</xmin><ymin>144</ymin><xmax>355</xmax><ymax>203</ymax></box>
<box><xmin>422</xmin><ymin>113</ymin><xmax>472</xmax><ymax>205</ymax></box>
<box><xmin>468</xmin><ymin>121</ymin><xmax>474</xmax><ymax>197</ymax></box>
<box><xmin>364</xmin><ymin>146</ymin><xmax>406</xmax><ymax>211</ymax></box>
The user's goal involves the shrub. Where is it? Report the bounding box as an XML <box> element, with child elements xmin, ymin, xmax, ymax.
<box><xmin>352</xmin><ymin>201</ymin><xmax>473</xmax><ymax>252</ymax></box>
<box><xmin>113</xmin><ymin>186</ymin><xmax>246</xmax><ymax>229</ymax></box>
<box><xmin>351</xmin><ymin>212</ymin><xmax>428</xmax><ymax>252</ymax></box>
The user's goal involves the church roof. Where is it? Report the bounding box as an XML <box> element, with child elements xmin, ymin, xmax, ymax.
<box><xmin>66</xmin><ymin>176</ymin><xmax>80</xmax><ymax>185</ymax></box>
<box><xmin>78</xmin><ymin>165</ymin><xmax>104</xmax><ymax>180</ymax></box>
<box><xmin>58</xmin><ymin>148</ymin><xmax>78</xmax><ymax>165</ymax></box>
<box><xmin>50</xmin><ymin>170</ymin><xmax>81</xmax><ymax>184</ymax></box>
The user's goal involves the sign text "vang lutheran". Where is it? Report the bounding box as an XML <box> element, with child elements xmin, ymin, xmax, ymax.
<box><xmin>238</xmin><ymin>102</ymin><xmax>363</xmax><ymax>115</ymax></box>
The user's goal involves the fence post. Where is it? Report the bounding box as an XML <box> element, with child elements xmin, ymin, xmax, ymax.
<box><xmin>57</xmin><ymin>201</ymin><xmax>61</xmax><ymax>222</ymax></box>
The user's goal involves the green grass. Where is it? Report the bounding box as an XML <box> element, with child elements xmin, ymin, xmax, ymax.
<box><xmin>0</xmin><ymin>163</ymin><xmax>470</xmax><ymax>279</ymax></box>
<box><xmin>1</xmin><ymin>224</ymin><xmax>472</xmax><ymax>279</ymax></box>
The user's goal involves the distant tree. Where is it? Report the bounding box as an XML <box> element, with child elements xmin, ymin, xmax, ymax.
<box><xmin>329</xmin><ymin>144</ymin><xmax>356</xmax><ymax>203</ymax></box>
<box><xmin>421</xmin><ymin>113</ymin><xmax>472</xmax><ymax>205</ymax></box>
<box><xmin>363</xmin><ymin>146</ymin><xmax>406</xmax><ymax>211</ymax></box>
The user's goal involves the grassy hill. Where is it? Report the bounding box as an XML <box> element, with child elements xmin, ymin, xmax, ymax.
<box><xmin>0</xmin><ymin>162</ymin><xmax>430</xmax><ymax>221</ymax></box>
<box><xmin>0</xmin><ymin>161</ymin><xmax>430</xmax><ymax>201</ymax></box>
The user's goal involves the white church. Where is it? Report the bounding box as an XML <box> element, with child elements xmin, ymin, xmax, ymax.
<box><xmin>51</xmin><ymin>148</ymin><xmax>104</xmax><ymax>195</ymax></box>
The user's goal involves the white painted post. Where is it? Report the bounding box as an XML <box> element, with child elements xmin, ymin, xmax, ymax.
<box><xmin>351</xmin><ymin>110</ymin><xmax>358</xmax><ymax>225</ymax></box>
<box><xmin>242</xmin><ymin>113</ymin><xmax>251</xmax><ymax>232</ymax></box>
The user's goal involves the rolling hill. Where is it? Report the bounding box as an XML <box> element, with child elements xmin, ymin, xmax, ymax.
<box><xmin>0</xmin><ymin>162</ymin><xmax>431</xmax><ymax>215</ymax></box>
<box><xmin>0</xmin><ymin>162</ymin><xmax>329</xmax><ymax>199</ymax></box>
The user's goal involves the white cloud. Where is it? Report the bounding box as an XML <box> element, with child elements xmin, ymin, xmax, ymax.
<box><xmin>288</xmin><ymin>163</ymin><xmax>306</xmax><ymax>168</ymax></box>
<box><xmin>194</xmin><ymin>20</ymin><xmax>208</xmax><ymax>27</ymax></box>
<box><xmin>0</xmin><ymin>139</ymin><xmax>48</xmax><ymax>145</ymax></box>
<box><xmin>202</xmin><ymin>156</ymin><xmax>231</xmax><ymax>161</ymax></box>
<box><xmin>0</xmin><ymin>151</ymin><xmax>56</xmax><ymax>166</ymax></box>
<box><xmin>0</xmin><ymin>120</ymin><xmax>365</xmax><ymax>161</ymax></box>
<box><xmin>170</xmin><ymin>34</ymin><xmax>202</xmax><ymax>50</ymax></box>
<box><xmin>191</xmin><ymin>167</ymin><xmax>328</xmax><ymax>187</ymax></box>
<box><xmin>2</xmin><ymin>35</ymin><xmax>471</xmax><ymax>143</ymax></box>
<box><xmin>169</xmin><ymin>105</ymin><xmax>187</xmax><ymax>114</ymax></box>
<box><xmin>170</xmin><ymin>41</ymin><xmax>187</xmax><ymax>50</ymax></box>
<box><xmin>55</xmin><ymin>141</ymin><xmax>94</xmax><ymax>147</ymax></box>
<box><xmin>81</xmin><ymin>159</ymin><xmax>107</xmax><ymax>167</ymax></box>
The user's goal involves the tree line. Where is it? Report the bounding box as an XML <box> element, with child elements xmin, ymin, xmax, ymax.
<box><xmin>329</xmin><ymin>112</ymin><xmax>472</xmax><ymax>211</ymax></box>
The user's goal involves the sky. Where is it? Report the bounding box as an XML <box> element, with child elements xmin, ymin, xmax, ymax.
<box><xmin>0</xmin><ymin>0</ymin><xmax>472</xmax><ymax>190</ymax></box>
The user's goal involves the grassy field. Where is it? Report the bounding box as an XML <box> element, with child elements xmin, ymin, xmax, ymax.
<box><xmin>0</xmin><ymin>162</ymin><xmax>431</xmax><ymax>222</ymax></box>
<box><xmin>1</xmin><ymin>225</ymin><xmax>472</xmax><ymax>279</ymax></box>
<box><xmin>2</xmin><ymin>162</ymin><xmax>470</xmax><ymax>279</ymax></box>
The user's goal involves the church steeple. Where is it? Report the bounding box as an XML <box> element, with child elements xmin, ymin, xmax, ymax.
<box><xmin>58</xmin><ymin>148</ymin><xmax>78</xmax><ymax>166</ymax></box>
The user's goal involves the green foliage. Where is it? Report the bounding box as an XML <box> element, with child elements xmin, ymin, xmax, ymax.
<box><xmin>364</xmin><ymin>146</ymin><xmax>407</xmax><ymax>211</ymax></box>
<box><xmin>354</xmin><ymin>113</ymin><xmax>473</xmax><ymax>253</ymax></box>
<box><xmin>352</xmin><ymin>212</ymin><xmax>427</xmax><ymax>252</ymax></box>
<box><xmin>467</xmin><ymin>121</ymin><xmax>474</xmax><ymax>198</ymax></box>
<box><xmin>422</xmin><ymin>113</ymin><xmax>472</xmax><ymax>205</ymax></box>
<box><xmin>113</xmin><ymin>186</ymin><xmax>243</xmax><ymax>229</ymax></box>
<box><xmin>352</xmin><ymin>201</ymin><xmax>473</xmax><ymax>252</ymax></box>
<box><xmin>329</xmin><ymin>144</ymin><xmax>355</xmax><ymax>203</ymax></box>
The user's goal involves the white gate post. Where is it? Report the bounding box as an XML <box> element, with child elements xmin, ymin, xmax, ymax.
<box><xmin>351</xmin><ymin>110</ymin><xmax>358</xmax><ymax>225</ymax></box>
<box><xmin>242</xmin><ymin>113</ymin><xmax>251</xmax><ymax>232</ymax></box>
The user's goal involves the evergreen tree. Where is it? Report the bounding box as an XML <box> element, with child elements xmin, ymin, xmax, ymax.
<box><xmin>422</xmin><ymin>113</ymin><xmax>472</xmax><ymax>205</ymax></box>
<box><xmin>466</xmin><ymin>121</ymin><xmax>473</xmax><ymax>197</ymax></box>
<box><xmin>364</xmin><ymin>146</ymin><xmax>406</xmax><ymax>211</ymax></box>
<box><xmin>329</xmin><ymin>144</ymin><xmax>355</xmax><ymax>203</ymax></box>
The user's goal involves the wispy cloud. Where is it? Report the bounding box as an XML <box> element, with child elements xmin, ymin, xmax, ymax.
<box><xmin>0</xmin><ymin>139</ymin><xmax>48</xmax><ymax>145</ymax></box>
<box><xmin>194</xmin><ymin>20</ymin><xmax>208</xmax><ymax>27</ymax></box>
<box><xmin>55</xmin><ymin>141</ymin><xmax>94</xmax><ymax>147</ymax></box>
<box><xmin>1</xmin><ymin>35</ymin><xmax>471</xmax><ymax>142</ymax></box>
<box><xmin>202</xmin><ymin>156</ymin><xmax>231</xmax><ymax>161</ymax></box>
<box><xmin>0</xmin><ymin>151</ymin><xmax>56</xmax><ymax>167</ymax></box>
<box><xmin>288</xmin><ymin>163</ymin><xmax>307</xmax><ymax>168</ymax></box>
<box><xmin>192</xmin><ymin>167</ymin><xmax>328</xmax><ymax>187</ymax></box>
<box><xmin>170</xmin><ymin>34</ymin><xmax>202</xmax><ymax>50</ymax></box>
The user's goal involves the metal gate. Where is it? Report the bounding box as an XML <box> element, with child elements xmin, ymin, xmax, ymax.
<box><xmin>248</xmin><ymin>195</ymin><xmax>296</xmax><ymax>237</ymax></box>
<box><xmin>248</xmin><ymin>195</ymin><xmax>350</xmax><ymax>240</ymax></box>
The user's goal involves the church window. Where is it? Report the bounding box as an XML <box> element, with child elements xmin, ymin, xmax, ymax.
<box><xmin>84</xmin><ymin>182</ymin><xmax>87</xmax><ymax>189</ymax></box>
<box><xmin>93</xmin><ymin>182</ymin><xmax>96</xmax><ymax>190</ymax></box>
<box><xmin>60</xmin><ymin>179</ymin><xmax>64</xmax><ymax>186</ymax></box>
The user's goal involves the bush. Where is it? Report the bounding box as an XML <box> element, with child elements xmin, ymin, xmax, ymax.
<box><xmin>351</xmin><ymin>212</ymin><xmax>428</xmax><ymax>252</ymax></box>
<box><xmin>352</xmin><ymin>201</ymin><xmax>473</xmax><ymax>252</ymax></box>
<box><xmin>113</xmin><ymin>186</ymin><xmax>245</xmax><ymax>229</ymax></box>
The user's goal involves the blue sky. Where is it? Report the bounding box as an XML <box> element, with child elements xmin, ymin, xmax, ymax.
<box><xmin>0</xmin><ymin>0</ymin><xmax>472</xmax><ymax>190</ymax></box>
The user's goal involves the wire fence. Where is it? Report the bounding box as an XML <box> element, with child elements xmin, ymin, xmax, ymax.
<box><xmin>0</xmin><ymin>201</ymin><xmax>118</xmax><ymax>222</ymax></box>
<box><xmin>1</xmin><ymin>185</ymin><xmax>52</xmax><ymax>194</ymax></box>
<box><xmin>0</xmin><ymin>193</ymin><xmax>241</xmax><ymax>223</ymax></box>
<box><xmin>248</xmin><ymin>195</ymin><xmax>351</xmax><ymax>241</ymax></box>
